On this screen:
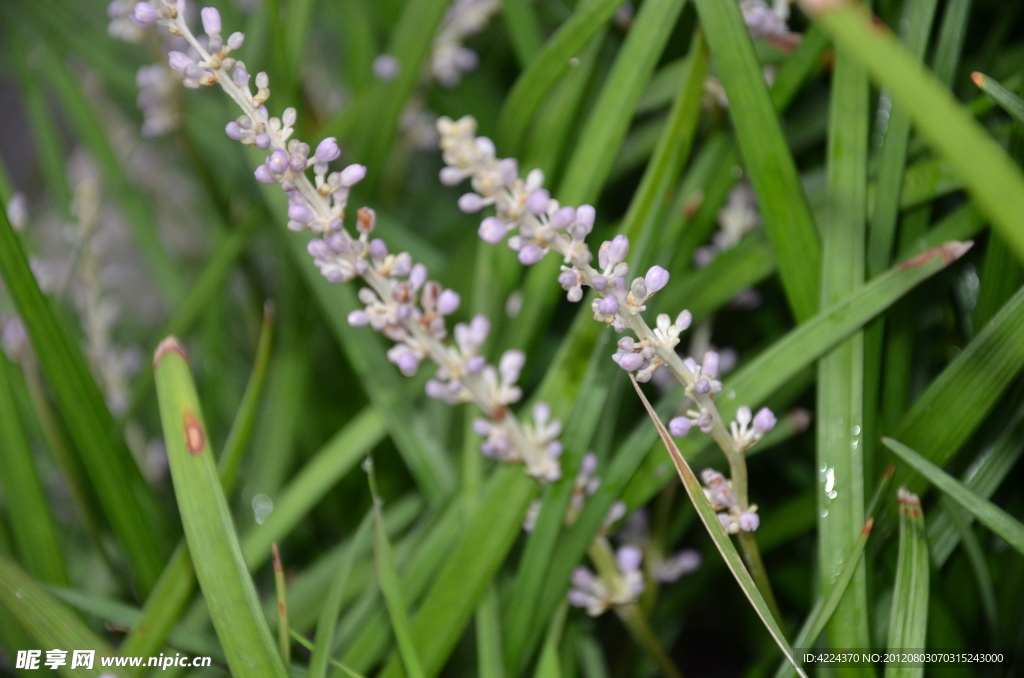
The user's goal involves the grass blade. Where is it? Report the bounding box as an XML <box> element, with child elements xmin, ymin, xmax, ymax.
<box><xmin>817</xmin><ymin>26</ymin><xmax>871</xmax><ymax>661</ymax></box>
<box><xmin>0</xmin><ymin>197</ymin><xmax>167</xmax><ymax>595</ymax></box>
<box><xmin>971</xmin><ymin>71</ymin><xmax>1024</xmax><ymax>125</ymax></box>
<box><xmin>693</xmin><ymin>0</ymin><xmax>821</xmax><ymax>322</ymax></box>
<box><xmin>867</xmin><ymin>0</ymin><xmax>940</xmax><ymax>278</ymax></box>
<box><xmin>629</xmin><ymin>376</ymin><xmax>806</xmax><ymax>678</ymax></box>
<box><xmin>533</xmin><ymin>601</ymin><xmax>568</xmax><ymax>678</ymax></box>
<box><xmin>558</xmin><ymin>0</ymin><xmax>688</xmax><ymax>205</ymax></box>
<box><xmin>884</xmin><ymin>488</ymin><xmax>929</xmax><ymax>678</ymax></box>
<box><xmin>497</xmin><ymin>0</ymin><xmax>624</xmax><ymax>153</ymax></box>
<box><xmin>799</xmin><ymin>0</ymin><xmax>1024</xmax><ymax>263</ymax></box>
<box><xmin>889</xmin><ymin>283</ymin><xmax>1024</xmax><ymax>490</ymax></box>
<box><xmin>272</xmin><ymin>544</ymin><xmax>290</xmax><ymax>666</ymax></box>
<box><xmin>940</xmin><ymin>496</ymin><xmax>998</xmax><ymax>636</ymax></box>
<box><xmin>369</xmin><ymin>463</ymin><xmax>425</xmax><ymax>678</ymax></box>
<box><xmin>0</xmin><ymin>556</ymin><xmax>126</xmax><ymax>678</ymax></box>
<box><xmin>501</xmin><ymin>0</ymin><xmax>544</xmax><ymax>67</ymax></box>
<box><xmin>882</xmin><ymin>438</ymin><xmax>1024</xmax><ymax>555</ymax></box>
<box><xmin>0</xmin><ymin>354</ymin><xmax>67</xmax><ymax>587</ymax></box>
<box><xmin>153</xmin><ymin>337</ymin><xmax>288</xmax><ymax>678</ymax></box>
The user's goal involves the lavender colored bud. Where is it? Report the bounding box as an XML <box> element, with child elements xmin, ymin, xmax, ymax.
<box><xmin>581</xmin><ymin>452</ymin><xmax>598</xmax><ymax>476</ymax></box>
<box><xmin>478</xmin><ymin>217</ymin><xmax>507</xmax><ymax>244</ymax></box>
<box><xmin>694</xmin><ymin>379</ymin><xmax>711</xmax><ymax>394</ymax></box>
<box><xmin>227</xmin><ymin>32</ymin><xmax>245</xmax><ymax>50</ymax></box>
<box><xmin>458</xmin><ymin>193</ymin><xmax>485</xmax><ymax>213</ymax></box>
<box><xmin>630</xmin><ymin>278</ymin><xmax>648</xmax><ymax>300</ymax></box>
<box><xmin>702</xmin><ymin>351</ymin><xmax>720</xmax><ymax>378</ymax></box>
<box><xmin>307</xmin><ymin>239</ymin><xmax>331</xmax><ymax>259</ymax></box>
<box><xmin>472</xmin><ymin>418</ymin><xmax>491</xmax><ymax>436</ymax></box>
<box><xmin>340</xmin><ymin>164</ymin><xmax>367</xmax><ymax>186</ymax></box>
<box><xmin>225</xmin><ymin>122</ymin><xmax>245</xmax><ymax>140</ymax></box>
<box><xmin>547</xmin><ymin>441</ymin><xmax>563</xmax><ymax>459</ymax></box>
<box><xmin>254</xmin><ymin>165</ymin><xmax>277</xmax><ymax>184</ymax></box>
<box><xmin>600</xmin><ymin>234</ymin><xmax>630</xmax><ymax>269</ymax></box>
<box><xmin>232</xmin><ymin>63</ymin><xmax>250</xmax><ymax>86</ymax></box>
<box><xmin>591</xmin><ymin>274</ymin><xmax>607</xmax><ymax>291</ymax></box>
<box><xmin>551</xmin><ymin>206</ymin><xmax>576</xmax><ymax>229</ymax></box>
<box><xmin>518</xmin><ymin>244</ymin><xmax>546</xmax><ymax>266</ymax></box>
<box><xmin>596</xmin><ymin>296</ymin><xmax>619</xmax><ymax>315</ymax></box>
<box><xmin>571</xmin><ymin>567</ymin><xmax>597</xmax><ymax>590</ymax></box>
<box><xmin>669</xmin><ymin>417</ymin><xmax>692</xmax><ymax>438</ymax></box>
<box><xmin>525</xmin><ymin>189</ymin><xmax>550</xmax><ymax>215</ymax></box>
<box><xmin>617</xmin><ymin>352</ymin><xmax>644</xmax><ymax>372</ymax></box>
<box><xmin>395</xmin><ymin>304</ymin><xmax>411</xmax><ymax>320</ymax></box>
<box><xmin>409</xmin><ymin>263</ymin><xmax>427</xmax><ymax>288</ymax></box>
<box><xmin>718</xmin><ymin>513</ymin><xmax>733</xmax><ymax>530</ymax></box>
<box><xmin>437</xmin><ymin>289</ymin><xmax>461</xmax><ymax>315</ymax></box>
<box><xmin>425</xmin><ymin>380</ymin><xmax>446</xmax><ymax>401</ymax></box>
<box><xmin>676</xmin><ymin>310</ymin><xmax>692</xmax><ymax>331</ymax></box>
<box><xmin>315</xmin><ymin>137</ymin><xmax>341</xmax><ymax>162</ymax></box>
<box><xmin>499</xmin><ymin>350</ymin><xmax>526</xmax><ymax>383</ymax></box>
<box><xmin>201</xmin><ymin>7</ymin><xmax>222</xmax><ymax>35</ymax></box>
<box><xmin>739</xmin><ymin>512</ymin><xmax>760</xmax><ymax>532</ymax></box>
<box><xmin>289</xmin><ymin>153</ymin><xmax>307</xmax><ymax>172</ymax></box>
<box><xmin>288</xmin><ymin>203</ymin><xmax>314</xmax><ymax>224</ymax></box>
<box><xmin>396</xmin><ymin>352</ymin><xmax>420</xmax><ymax>377</ymax></box>
<box><xmin>372</xmin><ymin>54</ymin><xmax>400</xmax><ymax>81</ymax></box>
<box><xmin>254</xmin><ymin>134</ymin><xmax>271</xmax><ymax>149</ymax></box>
<box><xmin>576</xmin><ymin>204</ymin><xmax>596</xmax><ymax>229</ymax></box>
<box><xmin>752</xmin><ymin>407</ymin><xmax>777</xmax><ymax>433</ymax></box>
<box><xmin>644</xmin><ymin>265</ymin><xmax>670</xmax><ymax>293</ymax></box>
<box><xmin>616</xmin><ymin>546</ymin><xmax>643</xmax><ymax>574</ymax></box>
<box><xmin>558</xmin><ymin>269</ymin><xmax>578</xmax><ymax>288</ymax></box>
<box><xmin>168</xmin><ymin>51</ymin><xmax>193</xmax><ymax>74</ymax></box>
<box><xmin>347</xmin><ymin>310</ymin><xmax>369</xmax><ymax>327</ymax></box>
<box><xmin>466</xmin><ymin>356</ymin><xmax>486</xmax><ymax>374</ymax></box>
<box><xmin>132</xmin><ymin>2</ymin><xmax>159</xmax><ymax>24</ymax></box>
<box><xmin>368</xmin><ymin>238</ymin><xmax>387</xmax><ymax>261</ymax></box>
<box><xmin>266</xmin><ymin>149</ymin><xmax>289</xmax><ymax>173</ymax></box>
<box><xmin>439</xmin><ymin>166</ymin><xmax>464</xmax><ymax>186</ymax></box>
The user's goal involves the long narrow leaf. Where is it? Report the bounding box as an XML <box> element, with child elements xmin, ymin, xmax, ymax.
<box><xmin>153</xmin><ymin>337</ymin><xmax>288</xmax><ymax>678</ymax></box>
<box><xmin>884</xmin><ymin>488</ymin><xmax>929</xmax><ymax>678</ymax></box>
<box><xmin>972</xmin><ymin>72</ymin><xmax>1024</xmax><ymax>125</ymax></box>
<box><xmin>882</xmin><ymin>438</ymin><xmax>1024</xmax><ymax>555</ymax></box>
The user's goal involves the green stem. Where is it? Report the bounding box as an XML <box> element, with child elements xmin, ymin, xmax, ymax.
<box><xmin>736</xmin><ymin>531</ymin><xmax>782</xmax><ymax>626</ymax></box>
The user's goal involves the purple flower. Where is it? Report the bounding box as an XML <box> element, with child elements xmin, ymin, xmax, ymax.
<box><xmin>616</xmin><ymin>546</ymin><xmax>643</xmax><ymax>574</ymax></box>
<box><xmin>576</xmin><ymin>205</ymin><xmax>596</xmax><ymax>230</ymax></box>
<box><xmin>739</xmin><ymin>511</ymin><xmax>760</xmax><ymax>532</ymax></box>
<box><xmin>694</xmin><ymin>379</ymin><xmax>710</xmax><ymax>394</ymax></box>
<box><xmin>551</xmin><ymin>206</ymin><xmax>576</xmax><ymax>229</ymax></box>
<box><xmin>458</xmin><ymin>193</ymin><xmax>485</xmax><ymax>213</ymax></box>
<box><xmin>581</xmin><ymin>452</ymin><xmax>598</xmax><ymax>476</ymax></box>
<box><xmin>437</xmin><ymin>289</ymin><xmax>461</xmax><ymax>315</ymax></box>
<box><xmin>266</xmin><ymin>149</ymin><xmax>289</xmax><ymax>173</ymax></box>
<box><xmin>644</xmin><ymin>265</ymin><xmax>669</xmax><ymax>293</ymax></box>
<box><xmin>373</xmin><ymin>54</ymin><xmax>400</xmax><ymax>81</ymax></box>
<box><xmin>617</xmin><ymin>352</ymin><xmax>644</xmax><ymax>372</ymax></box>
<box><xmin>132</xmin><ymin>2</ymin><xmax>159</xmax><ymax>24</ymax></box>
<box><xmin>499</xmin><ymin>350</ymin><xmax>526</xmax><ymax>384</ymax></box>
<box><xmin>315</xmin><ymin>137</ymin><xmax>341</xmax><ymax>162</ymax></box>
<box><xmin>201</xmin><ymin>7</ymin><xmax>222</xmax><ymax>35</ymax></box>
<box><xmin>254</xmin><ymin>134</ymin><xmax>271</xmax><ymax>149</ymax></box>
<box><xmin>368</xmin><ymin>239</ymin><xmax>387</xmax><ymax>261</ymax></box>
<box><xmin>669</xmin><ymin>417</ymin><xmax>691</xmax><ymax>438</ymax></box>
<box><xmin>227</xmin><ymin>32</ymin><xmax>245</xmax><ymax>50</ymax></box>
<box><xmin>347</xmin><ymin>310</ymin><xmax>369</xmax><ymax>327</ymax></box>
<box><xmin>599</xmin><ymin>235</ymin><xmax>630</xmax><ymax>270</ymax></box>
<box><xmin>168</xmin><ymin>51</ymin><xmax>193</xmax><ymax>75</ymax></box>
<box><xmin>596</xmin><ymin>296</ymin><xmax>619</xmax><ymax>315</ymax></box>
<box><xmin>479</xmin><ymin>217</ymin><xmax>507</xmax><ymax>244</ymax></box>
<box><xmin>254</xmin><ymin>165</ymin><xmax>277</xmax><ymax>184</ymax></box>
<box><xmin>702</xmin><ymin>351</ymin><xmax>719</xmax><ymax>378</ymax></box>
<box><xmin>752</xmin><ymin>407</ymin><xmax>776</xmax><ymax>434</ymax></box>
<box><xmin>525</xmin><ymin>189</ymin><xmax>550</xmax><ymax>215</ymax></box>
<box><xmin>288</xmin><ymin>203</ymin><xmax>314</xmax><ymax>224</ymax></box>
<box><xmin>518</xmin><ymin>244</ymin><xmax>545</xmax><ymax>266</ymax></box>
<box><xmin>225</xmin><ymin>122</ymin><xmax>245</xmax><ymax>140</ymax></box>
<box><xmin>395</xmin><ymin>352</ymin><xmax>420</xmax><ymax>376</ymax></box>
<box><xmin>340</xmin><ymin>164</ymin><xmax>367</xmax><ymax>186</ymax></box>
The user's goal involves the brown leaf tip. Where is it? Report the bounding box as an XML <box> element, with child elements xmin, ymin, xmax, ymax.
<box><xmin>971</xmin><ymin>71</ymin><xmax>985</xmax><ymax>89</ymax></box>
<box><xmin>183</xmin><ymin>410</ymin><xmax>206</xmax><ymax>456</ymax></box>
<box><xmin>897</xmin><ymin>486</ymin><xmax>921</xmax><ymax>510</ymax></box>
<box><xmin>899</xmin><ymin>240</ymin><xmax>973</xmax><ymax>269</ymax></box>
<box><xmin>862</xmin><ymin>517</ymin><xmax>875</xmax><ymax>535</ymax></box>
<box><xmin>154</xmin><ymin>336</ymin><xmax>188</xmax><ymax>369</ymax></box>
<box><xmin>272</xmin><ymin>543</ymin><xmax>283</xmax><ymax>572</ymax></box>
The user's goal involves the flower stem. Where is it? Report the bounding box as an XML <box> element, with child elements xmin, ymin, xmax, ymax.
<box><xmin>736</xmin><ymin>530</ymin><xmax>782</xmax><ymax>624</ymax></box>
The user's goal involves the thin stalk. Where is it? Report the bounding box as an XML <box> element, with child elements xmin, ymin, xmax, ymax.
<box><xmin>736</xmin><ymin>531</ymin><xmax>782</xmax><ymax>625</ymax></box>
<box><xmin>272</xmin><ymin>544</ymin><xmax>290</xmax><ymax>666</ymax></box>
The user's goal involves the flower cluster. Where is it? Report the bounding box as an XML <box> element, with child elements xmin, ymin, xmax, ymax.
<box><xmin>138</xmin><ymin>2</ymin><xmax>563</xmax><ymax>482</ymax></box>
<box><xmin>740</xmin><ymin>0</ymin><xmax>793</xmax><ymax>41</ymax></box>
<box><xmin>568</xmin><ymin>546</ymin><xmax>645</xmax><ymax>617</ymax></box>
<box><xmin>695</xmin><ymin>182</ymin><xmax>761</xmax><ymax>267</ymax></box>
<box><xmin>702</xmin><ymin>469</ymin><xmax>760</xmax><ymax>533</ymax></box>
<box><xmin>431</xmin><ymin>0</ymin><xmax>501</xmax><ymax>87</ymax></box>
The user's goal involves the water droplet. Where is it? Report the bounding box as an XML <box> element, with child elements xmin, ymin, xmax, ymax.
<box><xmin>252</xmin><ymin>494</ymin><xmax>273</xmax><ymax>524</ymax></box>
<box><xmin>828</xmin><ymin>490</ymin><xmax>837</xmax><ymax>500</ymax></box>
<box><xmin>568</xmin><ymin>57</ymin><xmax>581</xmax><ymax>67</ymax></box>
<box><xmin>820</xmin><ymin>509</ymin><xmax>829</xmax><ymax>518</ymax></box>
<box><xmin>824</xmin><ymin>467</ymin><xmax>836</xmax><ymax>493</ymax></box>
<box><xmin>852</xmin><ymin>425</ymin><xmax>862</xmax><ymax>436</ymax></box>
<box><xmin>362</xmin><ymin>457</ymin><xmax>374</xmax><ymax>472</ymax></box>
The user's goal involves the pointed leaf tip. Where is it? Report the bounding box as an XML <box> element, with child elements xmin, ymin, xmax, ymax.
<box><xmin>971</xmin><ymin>72</ymin><xmax>985</xmax><ymax>88</ymax></box>
<box><xmin>154</xmin><ymin>336</ymin><xmax>188</xmax><ymax>368</ymax></box>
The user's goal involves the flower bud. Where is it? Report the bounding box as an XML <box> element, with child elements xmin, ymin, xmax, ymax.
<box><xmin>266</xmin><ymin>149</ymin><xmax>289</xmax><ymax>173</ymax></box>
<box><xmin>340</xmin><ymin>164</ymin><xmax>367</xmax><ymax>186</ymax></box>
<box><xmin>599</xmin><ymin>235</ymin><xmax>630</xmax><ymax>270</ymax></box>
<box><xmin>314</xmin><ymin>137</ymin><xmax>341</xmax><ymax>163</ymax></box>
<box><xmin>368</xmin><ymin>238</ymin><xmax>387</xmax><ymax>261</ymax></box>
<box><xmin>347</xmin><ymin>310</ymin><xmax>369</xmax><ymax>327</ymax></box>
<box><xmin>752</xmin><ymin>407</ymin><xmax>777</xmax><ymax>433</ymax></box>
<box><xmin>739</xmin><ymin>511</ymin><xmax>760</xmax><ymax>532</ymax></box>
<box><xmin>616</xmin><ymin>546</ymin><xmax>643</xmax><ymax>574</ymax></box>
<box><xmin>518</xmin><ymin>244</ymin><xmax>545</xmax><ymax>266</ymax></box>
<box><xmin>702</xmin><ymin>351</ymin><xmax>719</xmax><ymax>378</ymax></box>
<box><xmin>201</xmin><ymin>7</ymin><xmax>222</xmax><ymax>35</ymax></box>
<box><xmin>132</xmin><ymin>2</ymin><xmax>159</xmax><ymax>24</ymax></box>
<box><xmin>525</xmin><ymin>189</ymin><xmax>550</xmax><ymax>215</ymax></box>
<box><xmin>437</xmin><ymin>289</ymin><xmax>461</xmax><ymax>315</ymax></box>
<box><xmin>551</xmin><ymin>206</ymin><xmax>576</xmax><ymax>229</ymax></box>
<box><xmin>575</xmin><ymin>204</ymin><xmax>596</xmax><ymax>230</ymax></box>
<box><xmin>254</xmin><ymin>165</ymin><xmax>277</xmax><ymax>184</ymax></box>
<box><xmin>617</xmin><ymin>352</ymin><xmax>644</xmax><ymax>372</ymax></box>
<box><xmin>228</xmin><ymin>32</ymin><xmax>245</xmax><ymax>50</ymax></box>
<box><xmin>644</xmin><ymin>265</ymin><xmax>669</xmax><ymax>293</ymax></box>
<box><xmin>669</xmin><ymin>417</ymin><xmax>691</xmax><ymax>438</ymax></box>
<box><xmin>596</xmin><ymin>296</ymin><xmax>619</xmax><ymax>315</ymax></box>
<box><xmin>288</xmin><ymin>203</ymin><xmax>314</xmax><ymax>224</ymax></box>
<box><xmin>458</xmin><ymin>193</ymin><xmax>485</xmax><ymax>213</ymax></box>
<box><xmin>225</xmin><ymin>122</ymin><xmax>245</xmax><ymax>140</ymax></box>
<box><xmin>254</xmin><ymin>134</ymin><xmax>271</xmax><ymax>149</ymax></box>
<box><xmin>168</xmin><ymin>51</ymin><xmax>193</xmax><ymax>74</ymax></box>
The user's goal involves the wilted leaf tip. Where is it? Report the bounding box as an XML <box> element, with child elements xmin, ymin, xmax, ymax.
<box><xmin>897</xmin><ymin>487</ymin><xmax>922</xmax><ymax>518</ymax></box>
<box><xmin>971</xmin><ymin>71</ymin><xmax>985</xmax><ymax>89</ymax></box>
<box><xmin>899</xmin><ymin>240</ymin><xmax>973</xmax><ymax>269</ymax></box>
<box><xmin>154</xmin><ymin>335</ymin><xmax>188</xmax><ymax>368</ymax></box>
